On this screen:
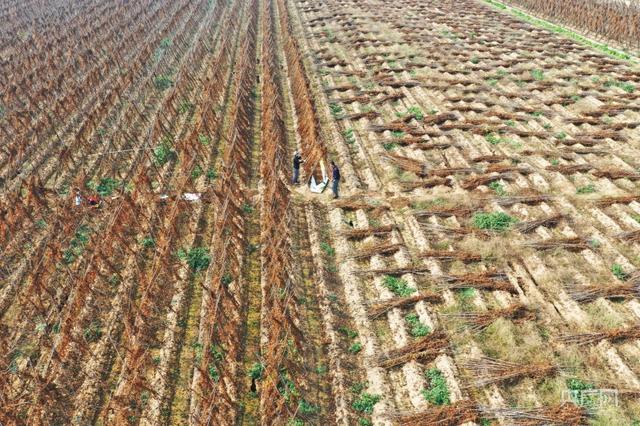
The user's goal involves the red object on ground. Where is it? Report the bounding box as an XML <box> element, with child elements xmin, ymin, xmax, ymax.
<box><xmin>87</xmin><ymin>195</ymin><xmax>100</xmax><ymax>206</ymax></box>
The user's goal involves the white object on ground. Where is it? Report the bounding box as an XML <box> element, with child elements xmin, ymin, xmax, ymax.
<box><xmin>158</xmin><ymin>193</ymin><xmax>202</xmax><ymax>202</ymax></box>
<box><xmin>309</xmin><ymin>160</ymin><xmax>329</xmax><ymax>193</ymax></box>
<box><xmin>181</xmin><ymin>193</ymin><xmax>201</xmax><ymax>202</ymax></box>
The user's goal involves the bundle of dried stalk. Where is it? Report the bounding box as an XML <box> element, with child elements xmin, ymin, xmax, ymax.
<box><xmin>565</xmin><ymin>282</ymin><xmax>639</xmax><ymax>303</ymax></box>
<box><xmin>398</xmin><ymin>177</ymin><xmax>451</xmax><ymax>192</ymax></box>
<box><xmin>479</xmin><ymin>403</ymin><xmax>589</xmax><ymax>425</ymax></box>
<box><xmin>384</xmin><ymin>80</ymin><xmax>421</xmax><ymax>88</ymax></box>
<box><xmin>419</xmin><ymin>223</ymin><xmax>490</xmax><ymax>239</ymax></box>
<box><xmin>522</xmin><ymin>149</ymin><xmax>574</xmax><ymax>161</ymax></box>
<box><xmin>454</xmin><ymin>105</ymin><xmax>487</xmax><ymax>113</ymax></box>
<box><xmin>355</xmin><ymin>266</ymin><xmax>431</xmax><ymax>276</ymax></box>
<box><xmin>333</xmin><ymin>197</ymin><xmax>388</xmax><ymax>212</ymax></box>
<box><xmin>618</xmin><ymin>388</ymin><xmax>640</xmax><ymax>399</ymax></box>
<box><xmin>470</xmin><ymin>126</ymin><xmax>503</xmax><ymax>136</ymax></box>
<box><xmin>558</xmin><ymin>138</ymin><xmax>600</xmax><ymax>147</ymax></box>
<box><xmin>388</xmin><ymin>400</ymin><xmax>479</xmax><ymax>426</ymax></box>
<box><xmin>486</xmin><ymin>111</ymin><xmax>528</xmax><ymax>121</ymax></box>
<box><xmin>422</xmin><ymin>128</ymin><xmax>445</xmax><ymax>137</ymax></box>
<box><xmin>440</xmin><ymin>123</ymin><xmax>477</xmax><ymax>131</ymax></box>
<box><xmin>412</xmin><ymin>142</ymin><xmax>459</xmax><ymax>151</ymax></box>
<box><xmin>561</xmin><ymin>324</ymin><xmax>640</xmax><ymax>346</ymax></box>
<box><xmin>356</xmin><ymin>89</ymin><xmax>385</xmax><ymax>96</ymax></box>
<box><xmin>595</xmin><ymin>195</ymin><xmax>640</xmax><ymax>207</ymax></box>
<box><xmin>328</xmin><ymin>95</ymin><xmax>369</xmax><ymax>104</ymax></box>
<box><xmin>576</xmin><ymin>130</ymin><xmax>625</xmax><ymax>141</ymax></box>
<box><xmin>488</xmin><ymin>164</ymin><xmax>533</xmax><ymax>175</ymax></box>
<box><xmin>414</xmin><ymin>206</ymin><xmax>475</xmax><ymax>218</ymax></box>
<box><xmin>367</xmin><ymin>292</ymin><xmax>443</xmax><ymax>319</ymax></box>
<box><xmin>512</xmin><ymin>129</ymin><xmax>549</xmax><ymax>138</ymax></box>
<box><xmin>419</xmin><ymin>249</ymin><xmax>481</xmax><ymax>263</ymax></box>
<box><xmin>324</xmin><ymin>83</ymin><xmax>358</xmax><ymax>92</ymax></box>
<box><xmin>461</xmin><ymin>172</ymin><xmax>514</xmax><ymax>190</ymax></box>
<box><xmin>340</xmin><ymin>225</ymin><xmax>395</xmax><ymax>240</ymax></box>
<box><xmin>515</xmin><ymin>214</ymin><xmax>565</xmax><ymax>233</ymax></box>
<box><xmin>362</xmin><ymin>57</ymin><xmax>385</xmax><ymax>65</ymax></box>
<box><xmin>333</xmin><ymin>69</ymin><xmax>365</xmax><ymax>77</ymax></box>
<box><xmin>422</xmin><ymin>83</ymin><xmax>449</xmax><ymax>91</ymax></box>
<box><xmin>438</xmin><ymin>270</ymin><xmax>516</xmax><ymax>293</ymax></box>
<box><xmin>340</xmin><ymin>111</ymin><xmax>380</xmax><ymax>121</ymax></box>
<box><xmin>430</xmin><ymin>167</ymin><xmax>477</xmax><ymax>177</ymax></box>
<box><xmin>496</xmin><ymin>194</ymin><xmax>553</xmax><ymax>207</ymax></box>
<box><xmin>373</xmin><ymin>92</ymin><xmax>405</xmax><ymax>105</ymax></box>
<box><xmin>367</xmin><ymin>122</ymin><xmax>410</xmax><ymax>133</ymax></box>
<box><xmin>592</xmin><ymin>169</ymin><xmax>640</xmax><ymax>181</ymax></box>
<box><xmin>446</xmin><ymin>303</ymin><xmax>535</xmax><ymax>331</ymax></box>
<box><xmin>376</xmin><ymin>331</ymin><xmax>449</xmax><ymax>368</ymax></box>
<box><xmin>565</xmin><ymin>117</ymin><xmax>599</xmax><ymax>125</ymax></box>
<box><xmin>472</xmin><ymin>154</ymin><xmax>510</xmax><ymax>163</ymax></box>
<box><xmin>562</xmin><ymin>147</ymin><xmax>608</xmax><ymax>156</ymax></box>
<box><xmin>383</xmin><ymin>152</ymin><xmax>429</xmax><ymax>177</ymax></box>
<box><xmin>460</xmin><ymin>117</ymin><xmax>494</xmax><ymax>126</ymax></box>
<box><xmin>605</xmin><ymin>122</ymin><xmax>640</xmax><ymax>130</ymax></box>
<box><xmin>374</xmin><ymin>74</ymin><xmax>405</xmax><ymax>84</ymax></box>
<box><xmin>524</xmin><ymin>237</ymin><xmax>590</xmax><ymax>252</ymax></box>
<box><xmin>351</xmin><ymin>242</ymin><xmax>403</xmax><ymax>260</ymax></box>
<box><xmin>586</xmin><ymin>107</ymin><xmax>627</xmax><ymax>117</ymax></box>
<box><xmin>395</xmin><ymin>112</ymin><xmax>423</xmax><ymax>124</ymax></box>
<box><xmin>423</xmin><ymin>112</ymin><xmax>457</xmax><ymax>125</ymax></box>
<box><xmin>377</xmin><ymin>136</ymin><xmax>427</xmax><ymax>146</ymax></box>
<box><xmin>545</xmin><ymin>164</ymin><xmax>593</xmax><ymax>174</ymax></box>
<box><xmin>320</xmin><ymin>59</ymin><xmax>348</xmax><ymax>68</ymax></box>
<box><xmin>464</xmin><ymin>357</ymin><xmax>561</xmax><ymax>387</ymax></box>
<box><xmin>617</xmin><ymin>229</ymin><xmax>640</xmax><ymax>243</ymax></box>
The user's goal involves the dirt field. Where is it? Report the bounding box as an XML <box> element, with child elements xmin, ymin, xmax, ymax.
<box><xmin>1</xmin><ymin>0</ymin><xmax>640</xmax><ymax>425</ymax></box>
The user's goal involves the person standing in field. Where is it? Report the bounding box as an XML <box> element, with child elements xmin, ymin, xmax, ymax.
<box><xmin>74</xmin><ymin>188</ymin><xmax>82</xmax><ymax>206</ymax></box>
<box><xmin>292</xmin><ymin>151</ymin><xmax>303</xmax><ymax>185</ymax></box>
<box><xmin>331</xmin><ymin>160</ymin><xmax>340</xmax><ymax>199</ymax></box>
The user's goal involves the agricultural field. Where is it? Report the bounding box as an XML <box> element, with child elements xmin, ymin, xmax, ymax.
<box><xmin>499</xmin><ymin>0</ymin><xmax>640</xmax><ymax>52</ymax></box>
<box><xmin>2</xmin><ymin>0</ymin><xmax>640</xmax><ymax>425</ymax></box>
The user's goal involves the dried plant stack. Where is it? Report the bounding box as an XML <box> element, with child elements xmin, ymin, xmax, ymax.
<box><xmin>438</xmin><ymin>270</ymin><xmax>516</xmax><ymax>293</ymax></box>
<box><xmin>565</xmin><ymin>282</ymin><xmax>640</xmax><ymax>303</ymax></box>
<box><xmin>464</xmin><ymin>356</ymin><xmax>562</xmax><ymax>387</ymax></box>
<box><xmin>388</xmin><ymin>400</ymin><xmax>479</xmax><ymax>425</ymax></box>
<box><xmin>524</xmin><ymin>237</ymin><xmax>590</xmax><ymax>252</ymax></box>
<box><xmin>560</xmin><ymin>324</ymin><xmax>640</xmax><ymax>346</ymax></box>
<box><xmin>376</xmin><ymin>331</ymin><xmax>449</xmax><ymax>369</ymax></box>
<box><xmin>351</xmin><ymin>242</ymin><xmax>403</xmax><ymax>260</ymax></box>
<box><xmin>367</xmin><ymin>292</ymin><xmax>443</xmax><ymax>319</ymax></box>
<box><xmin>446</xmin><ymin>303</ymin><xmax>535</xmax><ymax>331</ymax></box>
<box><xmin>516</xmin><ymin>214</ymin><xmax>566</xmax><ymax>233</ymax></box>
<box><xmin>479</xmin><ymin>402</ymin><xmax>590</xmax><ymax>425</ymax></box>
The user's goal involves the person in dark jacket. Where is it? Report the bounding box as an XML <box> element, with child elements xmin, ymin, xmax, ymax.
<box><xmin>331</xmin><ymin>161</ymin><xmax>340</xmax><ymax>199</ymax></box>
<box><xmin>292</xmin><ymin>151</ymin><xmax>303</xmax><ymax>184</ymax></box>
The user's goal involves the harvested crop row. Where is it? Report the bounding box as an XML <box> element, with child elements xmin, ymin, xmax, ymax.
<box><xmin>275</xmin><ymin>0</ymin><xmax>328</xmax><ymax>179</ymax></box>
<box><xmin>188</xmin><ymin>0</ymin><xmax>260</xmax><ymax>422</ymax></box>
<box><xmin>257</xmin><ymin>1</ymin><xmax>309</xmax><ymax>423</ymax></box>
